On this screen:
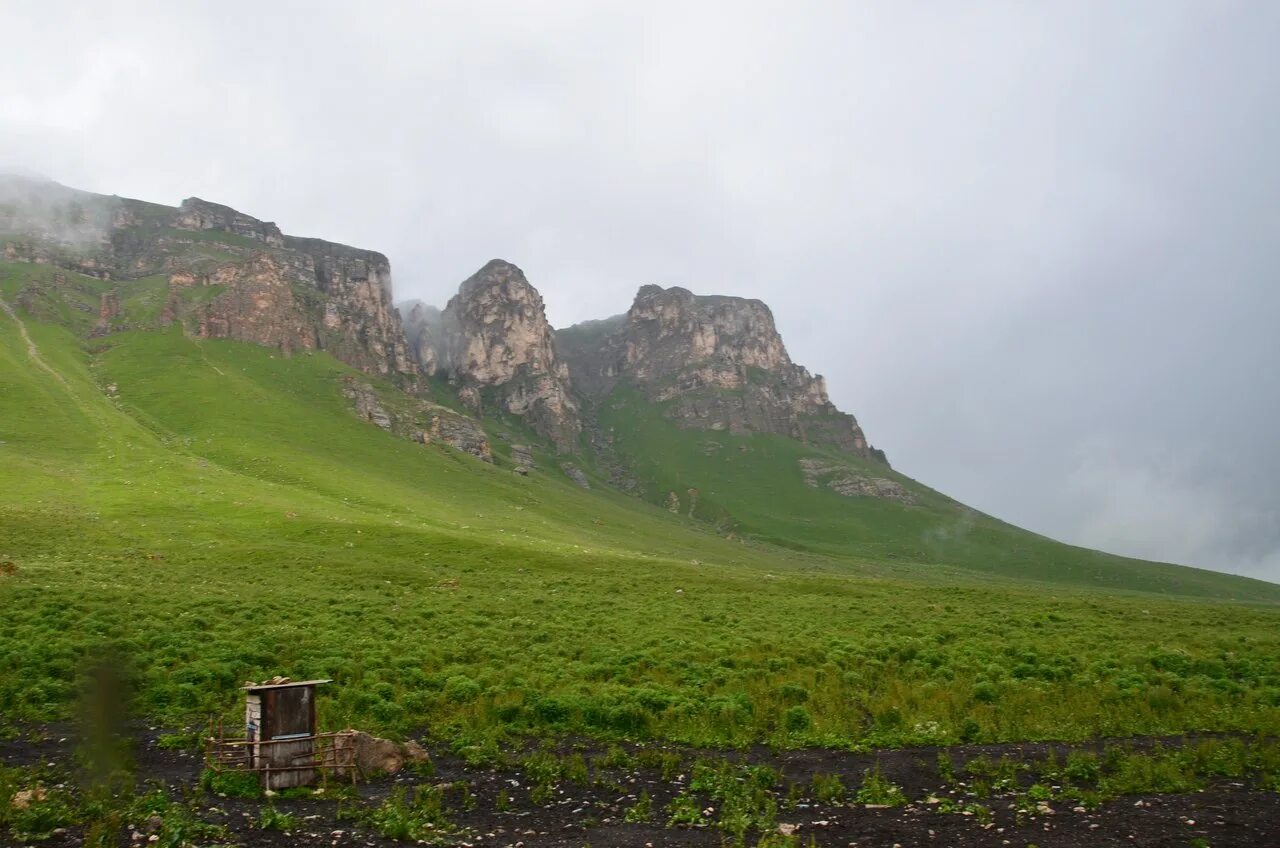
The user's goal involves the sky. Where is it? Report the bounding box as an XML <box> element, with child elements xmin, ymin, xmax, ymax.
<box><xmin>2</xmin><ymin>1</ymin><xmax>1277</xmax><ymax>580</ymax></box>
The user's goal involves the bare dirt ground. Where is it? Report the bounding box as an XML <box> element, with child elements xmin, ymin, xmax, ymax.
<box><xmin>3</xmin><ymin>726</ymin><xmax>1278</xmax><ymax>847</ymax></box>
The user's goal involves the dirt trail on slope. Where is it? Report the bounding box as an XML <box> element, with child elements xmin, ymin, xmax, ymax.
<box><xmin>0</xmin><ymin>295</ymin><xmax>69</xmax><ymax>387</ymax></box>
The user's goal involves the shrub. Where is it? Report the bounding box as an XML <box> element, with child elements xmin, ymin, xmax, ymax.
<box><xmin>256</xmin><ymin>804</ymin><xmax>298</xmax><ymax>831</ymax></box>
<box><xmin>810</xmin><ymin>772</ymin><xmax>845</xmax><ymax>804</ymax></box>
<box><xmin>199</xmin><ymin>768</ymin><xmax>261</xmax><ymax>799</ymax></box>
<box><xmin>362</xmin><ymin>785</ymin><xmax>450</xmax><ymax>841</ymax></box>
<box><xmin>855</xmin><ymin>765</ymin><xmax>906</xmax><ymax>806</ymax></box>
<box><xmin>8</xmin><ymin>789</ymin><xmax>78</xmax><ymax>841</ymax></box>
<box><xmin>1063</xmin><ymin>750</ymin><xmax>1100</xmax><ymax>784</ymax></box>
<box><xmin>444</xmin><ymin>675</ymin><xmax>482</xmax><ymax>702</ymax></box>
<box><xmin>623</xmin><ymin>790</ymin><xmax>652</xmax><ymax>823</ymax></box>
<box><xmin>783</xmin><ymin>705</ymin><xmax>813</xmax><ymax>733</ymax></box>
<box><xmin>666</xmin><ymin>791</ymin><xmax>706</xmax><ymax>827</ymax></box>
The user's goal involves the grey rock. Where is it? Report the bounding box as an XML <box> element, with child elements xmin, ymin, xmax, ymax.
<box><xmin>798</xmin><ymin>458</ymin><xmax>915</xmax><ymax>503</ymax></box>
<box><xmin>561</xmin><ymin>463</ymin><xmax>591</xmax><ymax>489</ymax></box>
<box><xmin>401</xmin><ymin>261</ymin><xmax>581</xmax><ymax>452</ymax></box>
<box><xmin>343</xmin><ymin>376</ymin><xmax>492</xmax><ymax>462</ymax></box>
<box><xmin>558</xmin><ymin>284</ymin><xmax>885</xmax><ymax>463</ymax></box>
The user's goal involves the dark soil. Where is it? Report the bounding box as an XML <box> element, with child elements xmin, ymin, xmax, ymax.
<box><xmin>3</xmin><ymin>727</ymin><xmax>1278</xmax><ymax>847</ymax></box>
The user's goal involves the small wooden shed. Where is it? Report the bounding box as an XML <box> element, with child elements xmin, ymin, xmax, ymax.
<box><xmin>242</xmin><ymin>679</ymin><xmax>330</xmax><ymax>789</ymax></box>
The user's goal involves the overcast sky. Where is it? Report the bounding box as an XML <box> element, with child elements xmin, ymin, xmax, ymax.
<box><xmin>3</xmin><ymin>1</ymin><xmax>1278</xmax><ymax>580</ymax></box>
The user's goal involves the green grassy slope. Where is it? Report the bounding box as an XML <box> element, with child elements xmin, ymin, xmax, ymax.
<box><xmin>596</xmin><ymin>383</ymin><xmax>1280</xmax><ymax>602</ymax></box>
<box><xmin>2</xmin><ymin>260</ymin><xmax>1280</xmax><ymax>752</ymax></box>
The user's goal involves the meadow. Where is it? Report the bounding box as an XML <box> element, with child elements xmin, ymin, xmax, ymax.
<box><xmin>2</xmin><ymin>259</ymin><xmax>1279</xmax><ymax>761</ymax></box>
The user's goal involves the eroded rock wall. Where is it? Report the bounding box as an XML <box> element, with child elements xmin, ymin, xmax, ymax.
<box><xmin>404</xmin><ymin>260</ymin><xmax>581</xmax><ymax>452</ymax></box>
<box><xmin>0</xmin><ymin>176</ymin><xmax>415</xmax><ymax>379</ymax></box>
<box><xmin>560</xmin><ymin>284</ymin><xmax>883</xmax><ymax>462</ymax></box>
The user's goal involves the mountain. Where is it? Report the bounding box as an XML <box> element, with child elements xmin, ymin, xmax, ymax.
<box><xmin>557</xmin><ymin>283</ymin><xmax>884</xmax><ymax>462</ymax></box>
<box><xmin>0</xmin><ymin>175</ymin><xmax>415</xmax><ymax>377</ymax></box>
<box><xmin>2</xmin><ymin>176</ymin><xmax>1277</xmax><ymax>602</ymax></box>
<box><xmin>402</xmin><ymin>259</ymin><xmax>581</xmax><ymax>452</ymax></box>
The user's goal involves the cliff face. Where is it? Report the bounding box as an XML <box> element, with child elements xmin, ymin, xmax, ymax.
<box><xmin>0</xmin><ymin>177</ymin><xmax>414</xmax><ymax>378</ymax></box>
<box><xmin>402</xmin><ymin>260</ymin><xmax>581</xmax><ymax>452</ymax></box>
<box><xmin>560</xmin><ymin>284</ymin><xmax>884</xmax><ymax>462</ymax></box>
<box><xmin>175</xmin><ymin>197</ymin><xmax>285</xmax><ymax>247</ymax></box>
<box><xmin>6</xmin><ymin>177</ymin><xmax>880</xmax><ymax>464</ymax></box>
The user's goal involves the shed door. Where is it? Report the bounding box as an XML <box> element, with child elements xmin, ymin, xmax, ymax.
<box><xmin>265</xmin><ymin>687</ymin><xmax>313</xmax><ymax>740</ymax></box>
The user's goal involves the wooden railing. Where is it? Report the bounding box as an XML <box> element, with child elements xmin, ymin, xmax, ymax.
<box><xmin>205</xmin><ymin>725</ymin><xmax>359</xmax><ymax>787</ymax></box>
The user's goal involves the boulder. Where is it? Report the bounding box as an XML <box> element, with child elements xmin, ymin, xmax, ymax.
<box><xmin>333</xmin><ymin>731</ymin><xmax>430</xmax><ymax>778</ymax></box>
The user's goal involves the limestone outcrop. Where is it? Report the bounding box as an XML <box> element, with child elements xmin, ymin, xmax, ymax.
<box><xmin>401</xmin><ymin>260</ymin><xmax>581</xmax><ymax>452</ymax></box>
<box><xmin>559</xmin><ymin>285</ymin><xmax>885</xmax><ymax>462</ymax></box>
<box><xmin>175</xmin><ymin>197</ymin><xmax>285</xmax><ymax>247</ymax></box>
<box><xmin>0</xmin><ymin>176</ymin><xmax>415</xmax><ymax>378</ymax></box>
<box><xmin>5</xmin><ymin>177</ymin><xmax>885</xmax><ymax>467</ymax></box>
<box><xmin>342</xmin><ymin>377</ymin><xmax>492</xmax><ymax>462</ymax></box>
<box><xmin>798</xmin><ymin>459</ymin><xmax>913</xmax><ymax>503</ymax></box>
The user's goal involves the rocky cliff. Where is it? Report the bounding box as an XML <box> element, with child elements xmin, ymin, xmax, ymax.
<box><xmin>400</xmin><ymin>260</ymin><xmax>581</xmax><ymax>452</ymax></box>
<box><xmin>559</xmin><ymin>284</ymin><xmax>884</xmax><ymax>462</ymax></box>
<box><xmin>0</xmin><ymin>176</ymin><xmax>414</xmax><ymax>378</ymax></box>
<box><xmin>6</xmin><ymin>176</ymin><xmax>879</xmax><ymax>465</ymax></box>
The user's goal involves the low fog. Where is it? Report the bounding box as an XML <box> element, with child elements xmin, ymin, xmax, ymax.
<box><xmin>2</xmin><ymin>2</ymin><xmax>1277</xmax><ymax>579</ymax></box>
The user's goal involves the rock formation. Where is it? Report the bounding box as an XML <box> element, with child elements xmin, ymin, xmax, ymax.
<box><xmin>559</xmin><ymin>285</ymin><xmax>884</xmax><ymax>462</ymax></box>
<box><xmin>342</xmin><ymin>377</ymin><xmax>492</xmax><ymax>462</ymax></box>
<box><xmin>174</xmin><ymin>197</ymin><xmax>285</xmax><ymax>247</ymax></box>
<box><xmin>0</xmin><ymin>176</ymin><xmax>415</xmax><ymax>378</ymax></box>
<box><xmin>401</xmin><ymin>260</ymin><xmax>581</xmax><ymax>452</ymax></box>
<box><xmin>798</xmin><ymin>458</ymin><xmax>913</xmax><ymax>503</ymax></box>
<box><xmin>5</xmin><ymin>177</ymin><xmax>884</xmax><ymax>468</ymax></box>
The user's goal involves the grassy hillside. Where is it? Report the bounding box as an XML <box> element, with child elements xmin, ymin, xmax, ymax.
<box><xmin>596</xmin><ymin>383</ymin><xmax>1280</xmax><ymax>601</ymax></box>
<box><xmin>2</xmin><ymin>260</ymin><xmax>1280</xmax><ymax>755</ymax></box>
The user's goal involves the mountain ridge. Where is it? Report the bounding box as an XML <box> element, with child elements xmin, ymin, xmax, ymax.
<box><xmin>3</xmin><ymin>175</ymin><xmax>1273</xmax><ymax>598</ymax></box>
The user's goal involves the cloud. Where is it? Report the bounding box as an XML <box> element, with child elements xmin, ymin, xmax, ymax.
<box><xmin>1065</xmin><ymin>440</ymin><xmax>1280</xmax><ymax>579</ymax></box>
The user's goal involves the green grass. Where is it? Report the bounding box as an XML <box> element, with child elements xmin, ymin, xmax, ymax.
<box><xmin>160</xmin><ymin>226</ymin><xmax>266</xmax><ymax>251</ymax></box>
<box><xmin>597</xmin><ymin>382</ymin><xmax>1280</xmax><ymax>600</ymax></box>
<box><xmin>2</xmin><ymin>261</ymin><xmax>1279</xmax><ymax>755</ymax></box>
